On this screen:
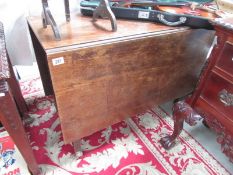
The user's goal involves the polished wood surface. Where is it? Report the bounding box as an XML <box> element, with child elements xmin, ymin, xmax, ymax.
<box><xmin>216</xmin><ymin>41</ymin><xmax>233</xmax><ymax>76</ymax></box>
<box><xmin>28</xmin><ymin>12</ymin><xmax>188</xmax><ymax>96</ymax></box>
<box><xmin>161</xmin><ymin>17</ymin><xmax>233</xmax><ymax>163</ymax></box>
<box><xmin>201</xmin><ymin>73</ymin><xmax>233</xmax><ymax>119</ymax></box>
<box><xmin>28</xmin><ymin>12</ymin><xmax>215</xmax><ymax>143</ymax></box>
<box><xmin>27</xmin><ymin>13</ymin><xmax>185</xmax><ymax>51</ymax></box>
<box><xmin>48</xmin><ymin>29</ymin><xmax>214</xmax><ymax>143</ymax></box>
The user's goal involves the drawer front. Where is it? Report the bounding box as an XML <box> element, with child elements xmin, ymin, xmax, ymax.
<box><xmin>216</xmin><ymin>42</ymin><xmax>233</xmax><ymax>76</ymax></box>
<box><xmin>195</xmin><ymin>98</ymin><xmax>233</xmax><ymax>134</ymax></box>
<box><xmin>201</xmin><ymin>73</ymin><xmax>233</xmax><ymax>121</ymax></box>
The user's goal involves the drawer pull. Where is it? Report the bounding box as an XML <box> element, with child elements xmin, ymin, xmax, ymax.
<box><xmin>218</xmin><ymin>89</ymin><xmax>233</xmax><ymax>106</ymax></box>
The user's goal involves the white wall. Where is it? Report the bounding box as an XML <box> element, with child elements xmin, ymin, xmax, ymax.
<box><xmin>0</xmin><ymin>0</ymin><xmax>36</xmax><ymax>65</ymax></box>
<box><xmin>0</xmin><ymin>0</ymin><xmax>79</xmax><ymax>66</ymax></box>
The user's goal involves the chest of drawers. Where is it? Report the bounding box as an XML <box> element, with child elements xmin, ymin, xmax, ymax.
<box><xmin>161</xmin><ymin>17</ymin><xmax>233</xmax><ymax>163</ymax></box>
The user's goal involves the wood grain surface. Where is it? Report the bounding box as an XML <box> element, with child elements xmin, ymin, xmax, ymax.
<box><xmin>28</xmin><ymin>12</ymin><xmax>215</xmax><ymax>143</ymax></box>
<box><xmin>48</xmin><ymin>29</ymin><xmax>214</xmax><ymax>143</ymax></box>
<box><xmin>165</xmin><ymin>17</ymin><xmax>233</xmax><ymax>162</ymax></box>
<box><xmin>28</xmin><ymin>13</ymin><xmax>187</xmax><ymax>52</ymax></box>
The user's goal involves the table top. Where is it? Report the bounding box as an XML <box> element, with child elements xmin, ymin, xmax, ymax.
<box><xmin>27</xmin><ymin>12</ymin><xmax>188</xmax><ymax>55</ymax></box>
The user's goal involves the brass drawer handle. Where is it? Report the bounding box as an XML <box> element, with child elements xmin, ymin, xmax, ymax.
<box><xmin>218</xmin><ymin>89</ymin><xmax>233</xmax><ymax>106</ymax></box>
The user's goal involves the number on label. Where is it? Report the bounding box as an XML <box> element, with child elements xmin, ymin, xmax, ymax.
<box><xmin>138</xmin><ymin>11</ymin><xmax>150</xmax><ymax>19</ymax></box>
<box><xmin>52</xmin><ymin>57</ymin><xmax>65</xmax><ymax>66</ymax></box>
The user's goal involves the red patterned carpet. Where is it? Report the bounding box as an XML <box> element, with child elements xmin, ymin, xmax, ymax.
<box><xmin>19</xmin><ymin>77</ymin><xmax>230</xmax><ymax>175</ymax></box>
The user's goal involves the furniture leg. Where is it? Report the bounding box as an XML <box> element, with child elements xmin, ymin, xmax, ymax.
<box><xmin>202</xmin><ymin>119</ymin><xmax>210</xmax><ymax>128</ymax></box>
<box><xmin>92</xmin><ymin>0</ymin><xmax>117</xmax><ymax>32</ymax></box>
<box><xmin>0</xmin><ymin>82</ymin><xmax>40</xmax><ymax>175</ymax></box>
<box><xmin>160</xmin><ymin>101</ymin><xmax>202</xmax><ymax>149</ymax></box>
<box><xmin>73</xmin><ymin>139</ymin><xmax>83</xmax><ymax>158</ymax></box>
<box><xmin>41</xmin><ymin>0</ymin><xmax>61</xmax><ymax>40</ymax></box>
<box><xmin>64</xmin><ymin>0</ymin><xmax>70</xmax><ymax>22</ymax></box>
<box><xmin>7</xmin><ymin>56</ymin><xmax>28</xmax><ymax>115</ymax></box>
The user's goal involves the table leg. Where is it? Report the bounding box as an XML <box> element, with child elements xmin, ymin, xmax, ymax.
<box><xmin>160</xmin><ymin>101</ymin><xmax>202</xmax><ymax>149</ymax></box>
<box><xmin>7</xmin><ymin>57</ymin><xmax>28</xmax><ymax>115</ymax></box>
<box><xmin>73</xmin><ymin>139</ymin><xmax>83</xmax><ymax>158</ymax></box>
<box><xmin>0</xmin><ymin>88</ymin><xmax>40</xmax><ymax>175</ymax></box>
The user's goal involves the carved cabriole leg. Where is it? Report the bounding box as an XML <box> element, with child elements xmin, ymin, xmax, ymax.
<box><xmin>160</xmin><ymin>101</ymin><xmax>187</xmax><ymax>149</ymax></box>
<box><xmin>202</xmin><ymin>119</ymin><xmax>210</xmax><ymax>128</ymax></box>
<box><xmin>73</xmin><ymin>139</ymin><xmax>83</xmax><ymax>158</ymax></box>
<box><xmin>160</xmin><ymin>101</ymin><xmax>202</xmax><ymax>149</ymax></box>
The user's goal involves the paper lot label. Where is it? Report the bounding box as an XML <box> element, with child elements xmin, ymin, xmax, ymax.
<box><xmin>138</xmin><ymin>11</ymin><xmax>150</xmax><ymax>19</ymax></box>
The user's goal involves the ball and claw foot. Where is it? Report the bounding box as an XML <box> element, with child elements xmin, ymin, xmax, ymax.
<box><xmin>160</xmin><ymin>135</ymin><xmax>176</xmax><ymax>150</ymax></box>
<box><xmin>160</xmin><ymin>101</ymin><xmax>201</xmax><ymax>150</ymax></box>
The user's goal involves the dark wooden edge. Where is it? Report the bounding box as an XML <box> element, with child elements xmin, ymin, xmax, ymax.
<box><xmin>0</xmin><ymin>22</ymin><xmax>10</xmax><ymax>80</ymax></box>
<box><xmin>28</xmin><ymin>22</ymin><xmax>54</xmax><ymax>96</ymax></box>
<box><xmin>0</xmin><ymin>81</ymin><xmax>40</xmax><ymax>175</ymax></box>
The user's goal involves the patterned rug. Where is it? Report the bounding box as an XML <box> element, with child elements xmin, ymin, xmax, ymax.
<box><xmin>19</xmin><ymin>77</ymin><xmax>230</xmax><ymax>175</ymax></box>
